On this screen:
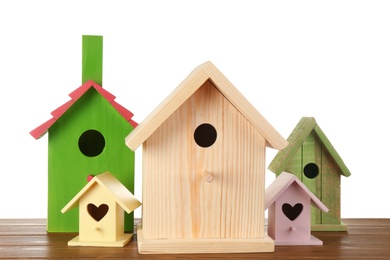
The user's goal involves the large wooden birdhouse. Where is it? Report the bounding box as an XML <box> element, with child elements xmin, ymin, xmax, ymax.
<box><xmin>125</xmin><ymin>61</ymin><xmax>288</xmax><ymax>254</ymax></box>
<box><xmin>61</xmin><ymin>171</ymin><xmax>141</xmax><ymax>247</ymax></box>
<box><xmin>30</xmin><ymin>36</ymin><xmax>138</xmax><ymax>232</ymax></box>
<box><xmin>268</xmin><ymin>117</ymin><xmax>351</xmax><ymax>231</ymax></box>
<box><xmin>265</xmin><ymin>172</ymin><xmax>329</xmax><ymax>245</ymax></box>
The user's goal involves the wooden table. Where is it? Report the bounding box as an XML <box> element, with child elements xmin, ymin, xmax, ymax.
<box><xmin>0</xmin><ymin>219</ymin><xmax>389</xmax><ymax>259</ymax></box>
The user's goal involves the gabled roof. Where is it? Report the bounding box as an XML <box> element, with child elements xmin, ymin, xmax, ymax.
<box><xmin>265</xmin><ymin>171</ymin><xmax>329</xmax><ymax>212</ymax></box>
<box><xmin>30</xmin><ymin>80</ymin><xmax>138</xmax><ymax>139</ymax></box>
<box><xmin>125</xmin><ymin>61</ymin><xmax>288</xmax><ymax>151</ymax></box>
<box><xmin>61</xmin><ymin>171</ymin><xmax>141</xmax><ymax>214</ymax></box>
<box><xmin>268</xmin><ymin>117</ymin><xmax>351</xmax><ymax>177</ymax></box>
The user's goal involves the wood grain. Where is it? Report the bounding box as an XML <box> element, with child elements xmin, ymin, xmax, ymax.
<box><xmin>0</xmin><ymin>219</ymin><xmax>389</xmax><ymax>259</ymax></box>
<box><xmin>126</xmin><ymin>61</ymin><xmax>288</xmax><ymax>151</ymax></box>
<box><xmin>141</xmin><ymin>80</ymin><xmax>267</xmax><ymax>241</ymax></box>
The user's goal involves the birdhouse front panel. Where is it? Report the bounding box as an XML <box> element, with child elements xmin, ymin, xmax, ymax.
<box><xmin>47</xmin><ymin>88</ymin><xmax>135</xmax><ymax>232</ymax></box>
<box><xmin>320</xmin><ymin>146</ymin><xmax>341</xmax><ymax>225</ymax></box>
<box><xmin>301</xmin><ymin>132</ymin><xmax>322</xmax><ymax>224</ymax></box>
<box><xmin>142</xmin><ymin>80</ymin><xmax>266</xmax><ymax>240</ymax></box>
<box><xmin>284</xmin><ymin>132</ymin><xmax>341</xmax><ymax>226</ymax></box>
<box><xmin>78</xmin><ymin>183</ymin><xmax>124</xmax><ymax>242</ymax></box>
<box><xmin>273</xmin><ymin>182</ymin><xmax>311</xmax><ymax>242</ymax></box>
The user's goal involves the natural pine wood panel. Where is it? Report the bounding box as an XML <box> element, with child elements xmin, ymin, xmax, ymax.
<box><xmin>142</xmin><ymin>80</ymin><xmax>267</xmax><ymax>240</ymax></box>
<box><xmin>222</xmin><ymin>93</ymin><xmax>266</xmax><ymax>239</ymax></box>
<box><xmin>142</xmin><ymin>80</ymin><xmax>224</xmax><ymax>239</ymax></box>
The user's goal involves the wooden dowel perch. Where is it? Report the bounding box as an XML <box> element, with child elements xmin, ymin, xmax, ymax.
<box><xmin>202</xmin><ymin>171</ymin><xmax>214</xmax><ymax>183</ymax></box>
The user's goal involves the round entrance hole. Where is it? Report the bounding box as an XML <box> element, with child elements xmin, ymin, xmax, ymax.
<box><xmin>194</xmin><ymin>123</ymin><xmax>217</xmax><ymax>148</ymax></box>
<box><xmin>303</xmin><ymin>163</ymin><xmax>319</xmax><ymax>179</ymax></box>
<box><xmin>78</xmin><ymin>129</ymin><xmax>105</xmax><ymax>157</ymax></box>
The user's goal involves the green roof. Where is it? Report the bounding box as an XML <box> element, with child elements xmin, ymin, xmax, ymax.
<box><xmin>268</xmin><ymin>117</ymin><xmax>351</xmax><ymax>177</ymax></box>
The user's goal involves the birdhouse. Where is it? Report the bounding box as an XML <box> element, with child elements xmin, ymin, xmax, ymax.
<box><xmin>30</xmin><ymin>36</ymin><xmax>138</xmax><ymax>232</ymax></box>
<box><xmin>268</xmin><ymin>117</ymin><xmax>351</xmax><ymax>231</ymax></box>
<box><xmin>265</xmin><ymin>172</ymin><xmax>329</xmax><ymax>245</ymax></box>
<box><xmin>61</xmin><ymin>171</ymin><xmax>141</xmax><ymax>247</ymax></box>
<box><xmin>125</xmin><ymin>61</ymin><xmax>288</xmax><ymax>254</ymax></box>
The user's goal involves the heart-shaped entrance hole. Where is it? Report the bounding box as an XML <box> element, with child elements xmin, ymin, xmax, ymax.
<box><xmin>87</xmin><ymin>203</ymin><xmax>109</xmax><ymax>222</ymax></box>
<box><xmin>282</xmin><ymin>203</ymin><xmax>303</xmax><ymax>221</ymax></box>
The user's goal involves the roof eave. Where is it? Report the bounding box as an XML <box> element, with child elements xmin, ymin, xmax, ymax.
<box><xmin>268</xmin><ymin>117</ymin><xmax>317</xmax><ymax>174</ymax></box>
<box><xmin>61</xmin><ymin>172</ymin><xmax>141</xmax><ymax>214</ymax></box>
<box><xmin>126</xmin><ymin>61</ymin><xmax>288</xmax><ymax>151</ymax></box>
<box><xmin>125</xmin><ymin>64</ymin><xmax>211</xmax><ymax>151</ymax></box>
<box><xmin>265</xmin><ymin>172</ymin><xmax>329</xmax><ymax>212</ymax></box>
<box><xmin>31</xmin><ymin>80</ymin><xmax>138</xmax><ymax>140</ymax></box>
<box><xmin>202</xmin><ymin>62</ymin><xmax>288</xmax><ymax>150</ymax></box>
<box><xmin>94</xmin><ymin>172</ymin><xmax>141</xmax><ymax>213</ymax></box>
<box><xmin>313</xmin><ymin>125</ymin><xmax>351</xmax><ymax>177</ymax></box>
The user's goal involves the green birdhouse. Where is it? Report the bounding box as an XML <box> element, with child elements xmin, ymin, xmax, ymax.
<box><xmin>30</xmin><ymin>36</ymin><xmax>138</xmax><ymax>232</ymax></box>
<box><xmin>268</xmin><ymin>117</ymin><xmax>351</xmax><ymax>231</ymax></box>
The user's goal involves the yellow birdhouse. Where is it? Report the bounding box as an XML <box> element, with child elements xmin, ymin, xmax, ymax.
<box><xmin>61</xmin><ymin>172</ymin><xmax>141</xmax><ymax>247</ymax></box>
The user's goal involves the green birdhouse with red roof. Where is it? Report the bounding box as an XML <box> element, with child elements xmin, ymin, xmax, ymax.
<box><xmin>30</xmin><ymin>36</ymin><xmax>138</xmax><ymax>232</ymax></box>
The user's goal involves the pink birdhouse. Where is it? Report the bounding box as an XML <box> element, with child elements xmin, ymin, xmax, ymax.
<box><xmin>265</xmin><ymin>172</ymin><xmax>329</xmax><ymax>245</ymax></box>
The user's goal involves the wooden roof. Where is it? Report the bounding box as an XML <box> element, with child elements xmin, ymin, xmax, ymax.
<box><xmin>265</xmin><ymin>171</ymin><xmax>329</xmax><ymax>212</ymax></box>
<box><xmin>30</xmin><ymin>80</ymin><xmax>138</xmax><ymax>139</ymax></box>
<box><xmin>61</xmin><ymin>171</ymin><xmax>141</xmax><ymax>214</ymax></box>
<box><xmin>125</xmin><ymin>61</ymin><xmax>288</xmax><ymax>151</ymax></box>
<box><xmin>268</xmin><ymin>117</ymin><xmax>351</xmax><ymax>177</ymax></box>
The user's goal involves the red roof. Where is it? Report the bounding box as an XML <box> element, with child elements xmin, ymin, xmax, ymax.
<box><xmin>30</xmin><ymin>80</ymin><xmax>138</xmax><ymax>139</ymax></box>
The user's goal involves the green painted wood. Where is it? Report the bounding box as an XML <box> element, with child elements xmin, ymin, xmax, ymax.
<box><xmin>47</xmin><ymin>89</ymin><xmax>135</xmax><ymax>232</ymax></box>
<box><xmin>321</xmin><ymin>146</ymin><xmax>342</xmax><ymax>225</ymax></box>
<box><xmin>268</xmin><ymin>117</ymin><xmax>317</xmax><ymax>175</ymax></box>
<box><xmin>311</xmin><ymin>222</ymin><xmax>348</xmax><ymax>231</ymax></box>
<box><xmin>314</xmin><ymin>125</ymin><xmax>351</xmax><ymax>177</ymax></box>
<box><xmin>82</xmin><ymin>35</ymin><xmax>103</xmax><ymax>85</ymax></box>
<box><xmin>301</xmin><ymin>132</ymin><xmax>322</xmax><ymax>225</ymax></box>
<box><xmin>314</xmin><ymin>137</ymin><xmax>323</xmax><ymax>225</ymax></box>
<box><xmin>282</xmin><ymin>146</ymin><xmax>303</xmax><ymax>179</ymax></box>
<box><xmin>269</xmin><ymin>117</ymin><xmax>351</xmax><ymax>178</ymax></box>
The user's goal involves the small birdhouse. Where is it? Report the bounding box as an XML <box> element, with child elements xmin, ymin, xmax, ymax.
<box><xmin>125</xmin><ymin>61</ymin><xmax>288</xmax><ymax>254</ymax></box>
<box><xmin>265</xmin><ymin>172</ymin><xmax>329</xmax><ymax>245</ymax></box>
<box><xmin>30</xmin><ymin>36</ymin><xmax>138</xmax><ymax>233</ymax></box>
<box><xmin>61</xmin><ymin>171</ymin><xmax>141</xmax><ymax>247</ymax></box>
<box><xmin>268</xmin><ymin>117</ymin><xmax>351</xmax><ymax>231</ymax></box>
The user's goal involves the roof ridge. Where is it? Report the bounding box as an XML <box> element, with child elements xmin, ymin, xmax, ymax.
<box><xmin>30</xmin><ymin>80</ymin><xmax>137</xmax><ymax>139</ymax></box>
<box><xmin>268</xmin><ymin>117</ymin><xmax>351</xmax><ymax>177</ymax></box>
<box><xmin>61</xmin><ymin>172</ymin><xmax>141</xmax><ymax>214</ymax></box>
<box><xmin>125</xmin><ymin>61</ymin><xmax>288</xmax><ymax>151</ymax></box>
<box><xmin>265</xmin><ymin>172</ymin><xmax>329</xmax><ymax>212</ymax></box>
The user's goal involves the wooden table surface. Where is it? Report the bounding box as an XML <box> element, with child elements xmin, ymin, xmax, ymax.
<box><xmin>0</xmin><ymin>218</ymin><xmax>389</xmax><ymax>259</ymax></box>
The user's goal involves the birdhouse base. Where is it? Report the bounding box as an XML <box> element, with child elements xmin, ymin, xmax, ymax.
<box><xmin>67</xmin><ymin>233</ymin><xmax>133</xmax><ymax>247</ymax></box>
<box><xmin>274</xmin><ymin>235</ymin><xmax>323</xmax><ymax>246</ymax></box>
<box><xmin>311</xmin><ymin>221</ymin><xmax>348</xmax><ymax>231</ymax></box>
<box><xmin>136</xmin><ymin>224</ymin><xmax>274</xmax><ymax>254</ymax></box>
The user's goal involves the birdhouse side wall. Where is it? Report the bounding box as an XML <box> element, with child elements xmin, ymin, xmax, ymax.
<box><xmin>141</xmin><ymin>80</ymin><xmax>266</xmax><ymax>240</ymax></box>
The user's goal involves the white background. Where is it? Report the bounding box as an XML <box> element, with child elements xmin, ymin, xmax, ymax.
<box><xmin>1</xmin><ymin>1</ymin><xmax>389</xmax><ymax>219</ymax></box>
